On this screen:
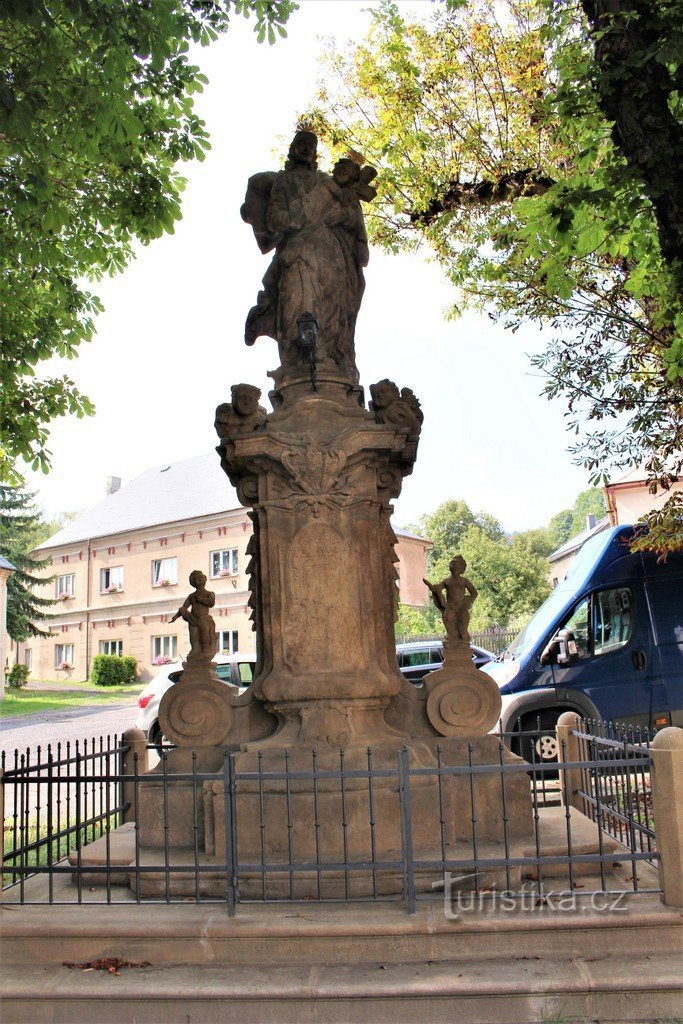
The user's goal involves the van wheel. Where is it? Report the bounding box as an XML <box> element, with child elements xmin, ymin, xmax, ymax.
<box><xmin>536</xmin><ymin>731</ymin><xmax>559</xmax><ymax>761</ymax></box>
<box><xmin>512</xmin><ymin>711</ymin><xmax>561</xmax><ymax>765</ymax></box>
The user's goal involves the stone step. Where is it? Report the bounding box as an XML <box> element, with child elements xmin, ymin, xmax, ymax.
<box><xmin>1</xmin><ymin>951</ymin><xmax>680</xmax><ymax>1024</ymax></box>
<box><xmin>3</xmin><ymin>896</ymin><xmax>680</xmax><ymax>967</ymax></box>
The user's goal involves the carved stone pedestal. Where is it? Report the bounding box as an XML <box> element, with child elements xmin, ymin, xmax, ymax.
<box><xmin>218</xmin><ymin>367</ymin><xmax>419</xmax><ymax>717</ymax></box>
<box><xmin>200</xmin><ymin>735</ymin><xmax>532</xmax><ymax>899</ymax></box>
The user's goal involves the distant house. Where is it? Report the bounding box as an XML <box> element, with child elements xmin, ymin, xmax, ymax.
<box><xmin>548</xmin><ymin>515</ymin><xmax>611</xmax><ymax>588</ymax></box>
<box><xmin>547</xmin><ymin>461</ymin><xmax>682</xmax><ymax>587</ymax></box>
<box><xmin>18</xmin><ymin>454</ymin><xmax>430</xmax><ymax>682</ymax></box>
<box><xmin>604</xmin><ymin>464</ymin><xmax>682</xmax><ymax>527</ymax></box>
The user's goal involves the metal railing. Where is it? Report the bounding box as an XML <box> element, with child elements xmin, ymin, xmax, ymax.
<box><xmin>571</xmin><ymin>721</ymin><xmax>655</xmax><ymax>862</ymax></box>
<box><xmin>1</xmin><ymin>736</ymin><xmax>126</xmax><ymax>900</ymax></box>
<box><xmin>2</xmin><ymin>726</ymin><xmax>661</xmax><ymax>913</ymax></box>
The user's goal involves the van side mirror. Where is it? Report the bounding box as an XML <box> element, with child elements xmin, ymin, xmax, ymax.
<box><xmin>540</xmin><ymin>628</ymin><xmax>578</xmax><ymax>667</ymax></box>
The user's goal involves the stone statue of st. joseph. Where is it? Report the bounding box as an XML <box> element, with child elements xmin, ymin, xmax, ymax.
<box><xmin>241</xmin><ymin>131</ymin><xmax>375</xmax><ymax>378</ymax></box>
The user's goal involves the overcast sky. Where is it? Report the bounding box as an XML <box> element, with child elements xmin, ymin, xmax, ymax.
<box><xmin>26</xmin><ymin>0</ymin><xmax>591</xmax><ymax>533</ymax></box>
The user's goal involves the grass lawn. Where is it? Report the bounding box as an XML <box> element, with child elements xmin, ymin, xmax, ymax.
<box><xmin>0</xmin><ymin>685</ymin><xmax>143</xmax><ymax>719</ymax></box>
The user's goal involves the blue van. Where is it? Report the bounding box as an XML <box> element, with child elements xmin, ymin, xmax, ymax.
<box><xmin>482</xmin><ymin>525</ymin><xmax>682</xmax><ymax>758</ymax></box>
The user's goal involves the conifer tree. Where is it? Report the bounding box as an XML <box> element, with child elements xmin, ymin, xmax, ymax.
<box><xmin>0</xmin><ymin>485</ymin><xmax>55</xmax><ymax>641</ymax></box>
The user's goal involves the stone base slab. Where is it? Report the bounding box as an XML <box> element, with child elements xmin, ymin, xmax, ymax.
<box><xmin>63</xmin><ymin>805</ymin><xmax>624</xmax><ymax>900</ymax></box>
<box><xmin>2</xmin><ymin>952</ymin><xmax>681</xmax><ymax>1024</ymax></box>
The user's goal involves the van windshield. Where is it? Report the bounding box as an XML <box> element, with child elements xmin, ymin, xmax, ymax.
<box><xmin>505</xmin><ymin>587</ymin><xmax>572</xmax><ymax>659</ymax></box>
<box><xmin>504</xmin><ymin>531</ymin><xmax>615</xmax><ymax>660</ymax></box>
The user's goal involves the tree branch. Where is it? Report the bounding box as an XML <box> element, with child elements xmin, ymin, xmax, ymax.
<box><xmin>408</xmin><ymin>168</ymin><xmax>555</xmax><ymax>224</ymax></box>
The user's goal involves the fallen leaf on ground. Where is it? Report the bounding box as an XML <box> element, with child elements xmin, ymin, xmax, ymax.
<box><xmin>62</xmin><ymin>957</ymin><xmax>151</xmax><ymax>974</ymax></box>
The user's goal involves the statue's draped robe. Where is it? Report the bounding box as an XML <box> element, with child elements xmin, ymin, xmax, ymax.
<box><xmin>246</xmin><ymin>164</ymin><xmax>366</xmax><ymax>376</ymax></box>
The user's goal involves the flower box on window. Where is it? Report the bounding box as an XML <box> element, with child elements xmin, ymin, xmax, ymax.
<box><xmin>106</xmin><ymin>585</ymin><xmax>122</xmax><ymax>594</ymax></box>
<box><xmin>57</xmin><ymin>662</ymin><xmax>74</xmax><ymax>671</ymax></box>
<box><xmin>157</xmin><ymin>579</ymin><xmax>172</xmax><ymax>587</ymax></box>
<box><xmin>152</xmin><ymin>655</ymin><xmax>173</xmax><ymax>666</ymax></box>
<box><xmin>57</xmin><ymin>593</ymin><xmax>72</xmax><ymax>602</ymax></box>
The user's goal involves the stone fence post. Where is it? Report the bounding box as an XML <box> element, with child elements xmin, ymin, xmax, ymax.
<box><xmin>121</xmin><ymin>728</ymin><xmax>148</xmax><ymax>824</ymax></box>
<box><xmin>556</xmin><ymin>711</ymin><xmax>585</xmax><ymax>815</ymax></box>
<box><xmin>649</xmin><ymin>726</ymin><xmax>683</xmax><ymax>908</ymax></box>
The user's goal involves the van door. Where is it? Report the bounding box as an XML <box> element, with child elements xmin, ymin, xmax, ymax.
<box><xmin>550</xmin><ymin>583</ymin><xmax>652</xmax><ymax>728</ymax></box>
<box><xmin>644</xmin><ymin>574</ymin><xmax>683</xmax><ymax>728</ymax></box>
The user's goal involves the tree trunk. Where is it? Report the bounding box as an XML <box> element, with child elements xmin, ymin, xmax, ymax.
<box><xmin>581</xmin><ymin>0</ymin><xmax>683</xmax><ymax>292</ymax></box>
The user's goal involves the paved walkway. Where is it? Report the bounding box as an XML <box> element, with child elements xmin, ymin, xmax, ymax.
<box><xmin>1</xmin><ymin>705</ymin><xmax>139</xmax><ymax>753</ymax></box>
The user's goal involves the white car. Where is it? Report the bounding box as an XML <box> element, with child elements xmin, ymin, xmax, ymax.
<box><xmin>135</xmin><ymin>653</ymin><xmax>256</xmax><ymax>753</ymax></box>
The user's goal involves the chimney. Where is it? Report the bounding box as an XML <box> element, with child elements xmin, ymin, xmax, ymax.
<box><xmin>107</xmin><ymin>476</ymin><xmax>122</xmax><ymax>496</ymax></box>
<box><xmin>586</xmin><ymin>514</ymin><xmax>597</xmax><ymax>530</ymax></box>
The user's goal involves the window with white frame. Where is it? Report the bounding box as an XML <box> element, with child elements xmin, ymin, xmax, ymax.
<box><xmin>99</xmin><ymin>639</ymin><xmax>123</xmax><ymax>656</ymax></box>
<box><xmin>55</xmin><ymin>643</ymin><xmax>75</xmax><ymax>669</ymax></box>
<box><xmin>24</xmin><ymin>649</ymin><xmax>32</xmax><ymax>671</ymax></box>
<box><xmin>55</xmin><ymin>573</ymin><xmax>75</xmax><ymax>599</ymax></box>
<box><xmin>152</xmin><ymin>635</ymin><xmax>177</xmax><ymax>664</ymax></box>
<box><xmin>100</xmin><ymin>566</ymin><xmax>124</xmax><ymax>593</ymax></box>
<box><xmin>210</xmin><ymin>549</ymin><xmax>238</xmax><ymax>578</ymax></box>
<box><xmin>218</xmin><ymin>630</ymin><xmax>239</xmax><ymax>654</ymax></box>
<box><xmin>151</xmin><ymin>557</ymin><xmax>177</xmax><ymax>587</ymax></box>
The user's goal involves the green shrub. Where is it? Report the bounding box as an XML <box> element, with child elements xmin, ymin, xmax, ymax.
<box><xmin>7</xmin><ymin>664</ymin><xmax>30</xmax><ymax>689</ymax></box>
<box><xmin>90</xmin><ymin>654</ymin><xmax>136</xmax><ymax>686</ymax></box>
<box><xmin>120</xmin><ymin>655</ymin><xmax>138</xmax><ymax>684</ymax></box>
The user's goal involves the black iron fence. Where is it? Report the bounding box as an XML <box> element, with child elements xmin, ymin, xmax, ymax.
<box><xmin>571</xmin><ymin>721</ymin><xmax>655</xmax><ymax>861</ymax></box>
<box><xmin>1</xmin><ymin>722</ymin><xmax>661</xmax><ymax>913</ymax></box>
<box><xmin>1</xmin><ymin>736</ymin><xmax>127</xmax><ymax>900</ymax></box>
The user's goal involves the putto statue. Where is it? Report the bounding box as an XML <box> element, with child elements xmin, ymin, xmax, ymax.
<box><xmin>241</xmin><ymin>130</ymin><xmax>377</xmax><ymax>379</ymax></box>
<box><xmin>424</xmin><ymin>555</ymin><xmax>478</xmax><ymax>644</ymax></box>
<box><xmin>215</xmin><ymin>383</ymin><xmax>268</xmax><ymax>444</ymax></box>
<box><xmin>170</xmin><ymin>570</ymin><xmax>217</xmax><ymax>661</ymax></box>
<box><xmin>369</xmin><ymin>379</ymin><xmax>423</xmax><ymax>438</ymax></box>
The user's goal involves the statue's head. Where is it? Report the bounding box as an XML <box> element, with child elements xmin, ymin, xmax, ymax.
<box><xmin>189</xmin><ymin>569</ymin><xmax>207</xmax><ymax>589</ymax></box>
<box><xmin>287</xmin><ymin>130</ymin><xmax>318</xmax><ymax>169</ymax></box>
<box><xmin>449</xmin><ymin>555</ymin><xmax>467</xmax><ymax>575</ymax></box>
<box><xmin>231</xmin><ymin>383</ymin><xmax>261</xmax><ymax>417</ymax></box>
<box><xmin>370</xmin><ymin>379</ymin><xmax>400</xmax><ymax>410</ymax></box>
<box><xmin>333</xmin><ymin>158</ymin><xmax>361</xmax><ymax>188</ymax></box>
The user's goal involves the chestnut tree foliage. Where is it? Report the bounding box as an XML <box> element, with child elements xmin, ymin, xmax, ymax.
<box><xmin>0</xmin><ymin>0</ymin><xmax>296</xmax><ymax>484</ymax></box>
<box><xmin>304</xmin><ymin>0</ymin><xmax>683</xmax><ymax>553</ymax></box>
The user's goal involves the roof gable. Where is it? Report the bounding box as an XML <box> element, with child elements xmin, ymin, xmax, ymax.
<box><xmin>38</xmin><ymin>454</ymin><xmax>240</xmax><ymax>549</ymax></box>
<box><xmin>37</xmin><ymin>453</ymin><xmax>430</xmax><ymax>549</ymax></box>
